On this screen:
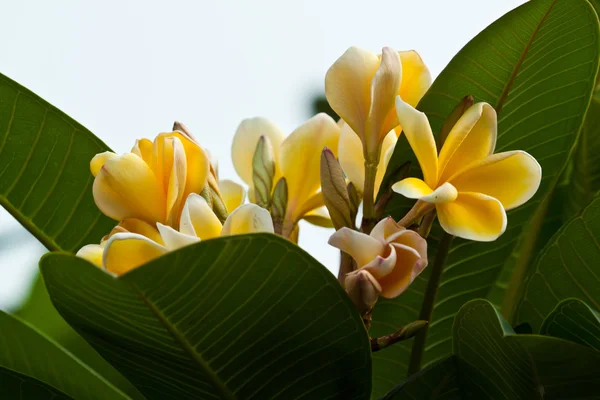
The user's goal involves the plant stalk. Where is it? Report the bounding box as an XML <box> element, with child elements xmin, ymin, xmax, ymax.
<box><xmin>407</xmin><ymin>232</ymin><xmax>454</xmax><ymax>375</ymax></box>
<box><xmin>361</xmin><ymin>160</ymin><xmax>379</xmax><ymax>234</ymax></box>
<box><xmin>338</xmin><ymin>251</ymin><xmax>355</xmax><ymax>284</ymax></box>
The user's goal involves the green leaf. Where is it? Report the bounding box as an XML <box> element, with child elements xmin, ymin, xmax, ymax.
<box><xmin>379</xmin><ymin>356</ymin><xmax>461</xmax><ymax>400</ymax></box>
<box><xmin>371</xmin><ymin>0</ymin><xmax>600</xmax><ymax>394</ymax></box>
<box><xmin>0</xmin><ymin>310</ymin><xmax>131</xmax><ymax>400</ymax></box>
<box><xmin>539</xmin><ymin>298</ymin><xmax>600</xmax><ymax>350</ymax></box>
<box><xmin>0</xmin><ymin>367</ymin><xmax>73</xmax><ymax>400</ymax></box>
<box><xmin>41</xmin><ymin>234</ymin><xmax>372</xmax><ymax>400</ymax></box>
<box><xmin>0</xmin><ymin>73</ymin><xmax>114</xmax><ymax>252</ymax></box>
<box><xmin>515</xmin><ymin>193</ymin><xmax>600</xmax><ymax>331</ymax></box>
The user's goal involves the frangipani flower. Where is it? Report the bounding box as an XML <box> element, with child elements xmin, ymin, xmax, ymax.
<box><xmin>329</xmin><ymin>217</ymin><xmax>428</xmax><ymax>298</ymax></box>
<box><xmin>91</xmin><ymin>131</ymin><xmax>210</xmax><ymax>227</ymax></box>
<box><xmin>218</xmin><ymin>179</ymin><xmax>246</xmax><ymax>213</ymax></box>
<box><xmin>232</xmin><ymin>114</ymin><xmax>340</xmax><ymax>235</ymax></box>
<box><xmin>77</xmin><ymin>193</ymin><xmax>273</xmax><ymax>275</ymax></box>
<box><xmin>392</xmin><ymin>97</ymin><xmax>542</xmax><ymax>241</ymax></box>
<box><xmin>326</xmin><ymin>47</ymin><xmax>431</xmax><ymax>160</ymax></box>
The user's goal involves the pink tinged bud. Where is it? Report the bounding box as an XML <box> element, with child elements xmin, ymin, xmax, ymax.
<box><xmin>345</xmin><ymin>269</ymin><xmax>382</xmax><ymax>315</ymax></box>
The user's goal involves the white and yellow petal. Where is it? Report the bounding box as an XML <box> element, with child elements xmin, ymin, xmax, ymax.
<box><xmin>438</xmin><ymin>102</ymin><xmax>497</xmax><ymax>182</ymax></box>
<box><xmin>398</xmin><ymin>50</ymin><xmax>432</xmax><ymax>108</ymax></box>
<box><xmin>93</xmin><ymin>153</ymin><xmax>166</xmax><ymax>223</ymax></box>
<box><xmin>302</xmin><ymin>206</ymin><xmax>334</xmax><ymax>228</ymax></box>
<box><xmin>392</xmin><ymin>179</ymin><xmax>458</xmax><ymax>204</ymax></box>
<box><xmin>221</xmin><ymin>204</ymin><xmax>274</xmax><ymax>236</ymax></box>
<box><xmin>449</xmin><ymin>150</ymin><xmax>541</xmax><ymax>210</ymax></box>
<box><xmin>76</xmin><ymin>244</ymin><xmax>104</xmax><ymax>267</ymax></box>
<box><xmin>103</xmin><ymin>233</ymin><xmax>168</xmax><ymax>275</ymax></box>
<box><xmin>156</xmin><ymin>223</ymin><xmax>200</xmax><ymax>250</ymax></box>
<box><xmin>231</xmin><ymin>117</ymin><xmax>285</xmax><ymax>186</ymax></box>
<box><xmin>118</xmin><ymin>218</ymin><xmax>164</xmax><ymax>245</ymax></box>
<box><xmin>179</xmin><ymin>193</ymin><xmax>222</xmax><ymax>240</ymax></box>
<box><xmin>395</xmin><ymin>96</ymin><xmax>438</xmax><ymax>188</ymax></box>
<box><xmin>328</xmin><ymin>227</ymin><xmax>384</xmax><ymax>268</ymax></box>
<box><xmin>436</xmin><ymin>192</ymin><xmax>507</xmax><ymax>241</ymax></box>
<box><xmin>131</xmin><ymin>138</ymin><xmax>153</xmax><ymax>165</ymax></box>
<box><xmin>377</xmin><ymin>243</ymin><xmax>426</xmax><ymax>298</ymax></box>
<box><xmin>90</xmin><ymin>152</ymin><xmax>117</xmax><ymax>177</ymax></box>
<box><xmin>218</xmin><ymin>179</ymin><xmax>246</xmax><ymax>213</ymax></box>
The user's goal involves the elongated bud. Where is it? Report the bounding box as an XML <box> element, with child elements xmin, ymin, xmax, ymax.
<box><xmin>345</xmin><ymin>269</ymin><xmax>382</xmax><ymax>316</ymax></box>
<box><xmin>252</xmin><ymin>136</ymin><xmax>276</xmax><ymax>208</ymax></box>
<box><xmin>172</xmin><ymin>120</ymin><xmax>201</xmax><ymax>145</ymax></box>
<box><xmin>320</xmin><ymin>148</ymin><xmax>352</xmax><ymax>230</ymax></box>
<box><xmin>200</xmin><ymin>185</ymin><xmax>213</xmax><ymax>209</ymax></box>
<box><xmin>347</xmin><ymin>182</ymin><xmax>360</xmax><ymax>224</ymax></box>
<box><xmin>271</xmin><ymin>177</ymin><xmax>288</xmax><ymax>234</ymax></box>
<box><xmin>209</xmin><ymin>186</ymin><xmax>229</xmax><ymax>223</ymax></box>
<box><xmin>439</xmin><ymin>95</ymin><xmax>474</xmax><ymax>148</ymax></box>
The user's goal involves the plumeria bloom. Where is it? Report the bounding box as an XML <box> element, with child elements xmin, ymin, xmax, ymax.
<box><xmin>77</xmin><ymin>194</ymin><xmax>273</xmax><ymax>275</ymax></box>
<box><xmin>329</xmin><ymin>217</ymin><xmax>428</xmax><ymax>298</ymax></box>
<box><xmin>392</xmin><ymin>97</ymin><xmax>542</xmax><ymax>241</ymax></box>
<box><xmin>232</xmin><ymin>114</ymin><xmax>340</xmax><ymax>235</ymax></box>
<box><xmin>326</xmin><ymin>47</ymin><xmax>431</xmax><ymax>165</ymax></box>
<box><xmin>91</xmin><ymin>130</ymin><xmax>210</xmax><ymax>228</ymax></box>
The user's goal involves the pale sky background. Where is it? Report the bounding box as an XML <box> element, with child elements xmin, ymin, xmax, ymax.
<box><xmin>0</xmin><ymin>0</ymin><xmax>525</xmax><ymax>310</ymax></box>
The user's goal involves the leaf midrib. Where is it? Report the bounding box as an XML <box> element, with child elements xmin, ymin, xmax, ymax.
<box><xmin>131</xmin><ymin>283</ymin><xmax>236</xmax><ymax>400</ymax></box>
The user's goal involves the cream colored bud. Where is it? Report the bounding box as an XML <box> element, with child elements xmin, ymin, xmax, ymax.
<box><xmin>252</xmin><ymin>136</ymin><xmax>276</xmax><ymax>208</ymax></box>
<box><xmin>320</xmin><ymin>148</ymin><xmax>352</xmax><ymax>230</ymax></box>
<box><xmin>345</xmin><ymin>269</ymin><xmax>382</xmax><ymax>315</ymax></box>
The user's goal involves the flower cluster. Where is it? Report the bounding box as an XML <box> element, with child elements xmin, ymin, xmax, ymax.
<box><xmin>77</xmin><ymin>45</ymin><xmax>541</xmax><ymax>319</ymax></box>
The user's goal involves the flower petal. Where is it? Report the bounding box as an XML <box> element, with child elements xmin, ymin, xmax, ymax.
<box><xmin>90</xmin><ymin>152</ymin><xmax>117</xmax><ymax>177</ymax></box>
<box><xmin>377</xmin><ymin>243</ymin><xmax>425</xmax><ymax>298</ymax></box>
<box><xmin>179</xmin><ymin>193</ymin><xmax>222</xmax><ymax>240</ymax></box>
<box><xmin>76</xmin><ymin>244</ymin><xmax>104</xmax><ymax>267</ymax></box>
<box><xmin>93</xmin><ymin>153</ymin><xmax>166</xmax><ymax>223</ymax></box>
<box><xmin>280</xmin><ymin>113</ymin><xmax>340</xmax><ymax>222</ymax></box>
<box><xmin>221</xmin><ymin>204</ymin><xmax>274</xmax><ymax>236</ymax></box>
<box><xmin>437</xmin><ymin>192</ymin><xmax>507</xmax><ymax>241</ymax></box>
<box><xmin>302</xmin><ymin>206</ymin><xmax>334</xmax><ymax>228</ymax></box>
<box><xmin>156</xmin><ymin>223</ymin><xmax>200</xmax><ymax>250</ymax></box>
<box><xmin>103</xmin><ymin>233</ymin><xmax>167</xmax><ymax>275</ymax></box>
<box><xmin>325</xmin><ymin>47</ymin><xmax>380</xmax><ymax>139</ymax></box>
<box><xmin>398</xmin><ymin>51</ymin><xmax>432</xmax><ymax>108</ymax></box>
<box><xmin>393</xmin><ymin>178</ymin><xmax>457</xmax><ymax>204</ymax></box>
<box><xmin>362</xmin><ymin>244</ymin><xmax>398</xmax><ymax>281</ymax></box>
<box><xmin>218</xmin><ymin>179</ymin><xmax>246</xmax><ymax>213</ymax></box>
<box><xmin>449</xmin><ymin>150</ymin><xmax>541</xmax><ymax>210</ymax></box>
<box><xmin>231</xmin><ymin>117</ymin><xmax>285</xmax><ymax>186</ymax></box>
<box><xmin>370</xmin><ymin>217</ymin><xmax>405</xmax><ymax>243</ymax></box>
<box><xmin>164</xmin><ymin>137</ymin><xmax>188</xmax><ymax>226</ymax></box>
<box><xmin>367</xmin><ymin>47</ymin><xmax>402</xmax><ymax>148</ymax></box>
<box><xmin>328</xmin><ymin>227</ymin><xmax>384</xmax><ymax>268</ymax></box>
<box><xmin>118</xmin><ymin>218</ymin><xmax>164</xmax><ymax>245</ymax></box>
<box><xmin>438</xmin><ymin>102</ymin><xmax>497</xmax><ymax>182</ymax></box>
<box><xmin>395</xmin><ymin>96</ymin><xmax>438</xmax><ymax>187</ymax></box>
<box><xmin>131</xmin><ymin>138</ymin><xmax>153</xmax><ymax>165</ymax></box>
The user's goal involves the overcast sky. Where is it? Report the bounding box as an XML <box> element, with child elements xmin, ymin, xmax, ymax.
<box><xmin>0</xmin><ymin>0</ymin><xmax>525</xmax><ymax>309</ymax></box>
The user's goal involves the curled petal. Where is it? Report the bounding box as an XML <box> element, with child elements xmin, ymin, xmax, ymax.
<box><xmin>131</xmin><ymin>138</ymin><xmax>153</xmax><ymax>165</ymax></box>
<box><xmin>377</xmin><ymin>243</ymin><xmax>426</xmax><ymax>298</ymax></box>
<box><xmin>76</xmin><ymin>244</ymin><xmax>104</xmax><ymax>267</ymax></box>
<box><xmin>165</xmin><ymin>137</ymin><xmax>188</xmax><ymax>226</ymax></box>
<box><xmin>328</xmin><ymin>227</ymin><xmax>384</xmax><ymax>268</ymax></box>
<box><xmin>93</xmin><ymin>153</ymin><xmax>166</xmax><ymax>223</ymax></box>
<box><xmin>398</xmin><ymin>50</ymin><xmax>432</xmax><ymax>108</ymax></box>
<box><xmin>370</xmin><ymin>217</ymin><xmax>405</xmax><ymax>243</ymax></box>
<box><xmin>221</xmin><ymin>204</ymin><xmax>274</xmax><ymax>236</ymax></box>
<box><xmin>119</xmin><ymin>218</ymin><xmax>164</xmax><ymax>245</ymax></box>
<box><xmin>437</xmin><ymin>192</ymin><xmax>507</xmax><ymax>241</ymax></box>
<box><xmin>449</xmin><ymin>150</ymin><xmax>541</xmax><ymax>210</ymax></box>
<box><xmin>156</xmin><ymin>223</ymin><xmax>200</xmax><ymax>250</ymax></box>
<box><xmin>303</xmin><ymin>206</ymin><xmax>334</xmax><ymax>228</ymax></box>
<box><xmin>280</xmin><ymin>114</ymin><xmax>340</xmax><ymax>222</ymax></box>
<box><xmin>362</xmin><ymin>244</ymin><xmax>397</xmax><ymax>280</ymax></box>
<box><xmin>231</xmin><ymin>117</ymin><xmax>285</xmax><ymax>186</ymax></box>
<box><xmin>438</xmin><ymin>102</ymin><xmax>497</xmax><ymax>182</ymax></box>
<box><xmin>219</xmin><ymin>179</ymin><xmax>246</xmax><ymax>213</ymax></box>
<box><xmin>90</xmin><ymin>152</ymin><xmax>117</xmax><ymax>177</ymax></box>
<box><xmin>393</xmin><ymin>179</ymin><xmax>457</xmax><ymax>204</ymax></box>
<box><xmin>179</xmin><ymin>193</ymin><xmax>222</xmax><ymax>240</ymax></box>
<box><xmin>103</xmin><ymin>233</ymin><xmax>168</xmax><ymax>275</ymax></box>
<box><xmin>395</xmin><ymin>96</ymin><xmax>438</xmax><ymax>188</ymax></box>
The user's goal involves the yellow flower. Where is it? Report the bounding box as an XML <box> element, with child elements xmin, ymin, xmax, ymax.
<box><xmin>77</xmin><ymin>193</ymin><xmax>273</xmax><ymax>275</ymax></box>
<box><xmin>325</xmin><ymin>47</ymin><xmax>431</xmax><ymax>161</ymax></box>
<box><xmin>329</xmin><ymin>217</ymin><xmax>428</xmax><ymax>298</ymax></box>
<box><xmin>392</xmin><ymin>97</ymin><xmax>542</xmax><ymax>241</ymax></box>
<box><xmin>218</xmin><ymin>179</ymin><xmax>246</xmax><ymax>213</ymax></box>
<box><xmin>91</xmin><ymin>131</ymin><xmax>210</xmax><ymax>227</ymax></box>
<box><xmin>232</xmin><ymin>114</ymin><xmax>340</xmax><ymax>233</ymax></box>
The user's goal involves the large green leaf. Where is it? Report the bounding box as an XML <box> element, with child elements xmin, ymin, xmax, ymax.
<box><xmin>515</xmin><ymin>194</ymin><xmax>600</xmax><ymax>331</ymax></box>
<box><xmin>0</xmin><ymin>73</ymin><xmax>114</xmax><ymax>252</ymax></box>
<box><xmin>41</xmin><ymin>234</ymin><xmax>372</xmax><ymax>400</ymax></box>
<box><xmin>539</xmin><ymin>298</ymin><xmax>600</xmax><ymax>350</ymax></box>
<box><xmin>382</xmin><ymin>299</ymin><xmax>600</xmax><ymax>399</ymax></box>
<box><xmin>0</xmin><ymin>310</ymin><xmax>131</xmax><ymax>399</ymax></box>
<box><xmin>371</xmin><ymin>0</ymin><xmax>600</xmax><ymax>394</ymax></box>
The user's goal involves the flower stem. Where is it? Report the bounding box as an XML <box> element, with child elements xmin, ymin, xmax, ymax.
<box><xmin>407</xmin><ymin>232</ymin><xmax>454</xmax><ymax>375</ymax></box>
<box><xmin>397</xmin><ymin>201</ymin><xmax>435</xmax><ymax>228</ymax></box>
<box><xmin>370</xmin><ymin>320</ymin><xmax>428</xmax><ymax>352</ymax></box>
<box><xmin>338</xmin><ymin>251</ymin><xmax>355</xmax><ymax>284</ymax></box>
<box><xmin>361</xmin><ymin>160</ymin><xmax>379</xmax><ymax>234</ymax></box>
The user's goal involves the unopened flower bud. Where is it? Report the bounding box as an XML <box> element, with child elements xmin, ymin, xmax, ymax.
<box><xmin>320</xmin><ymin>148</ymin><xmax>352</xmax><ymax>230</ymax></box>
<box><xmin>271</xmin><ymin>177</ymin><xmax>288</xmax><ymax>234</ymax></box>
<box><xmin>252</xmin><ymin>136</ymin><xmax>276</xmax><ymax>209</ymax></box>
<box><xmin>345</xmin><ymin>269</ymin><xmax>382</xmax><ymax>315</ymax></box>
<box><xmin>439</xmin><ymin>95</ymin><xmax>474</xmax><ymax>148</ymax></box>
<box><xmin>347</xmin><ymin>182</ymin><xmax>360</xmax><ymax>224</ymax></box>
